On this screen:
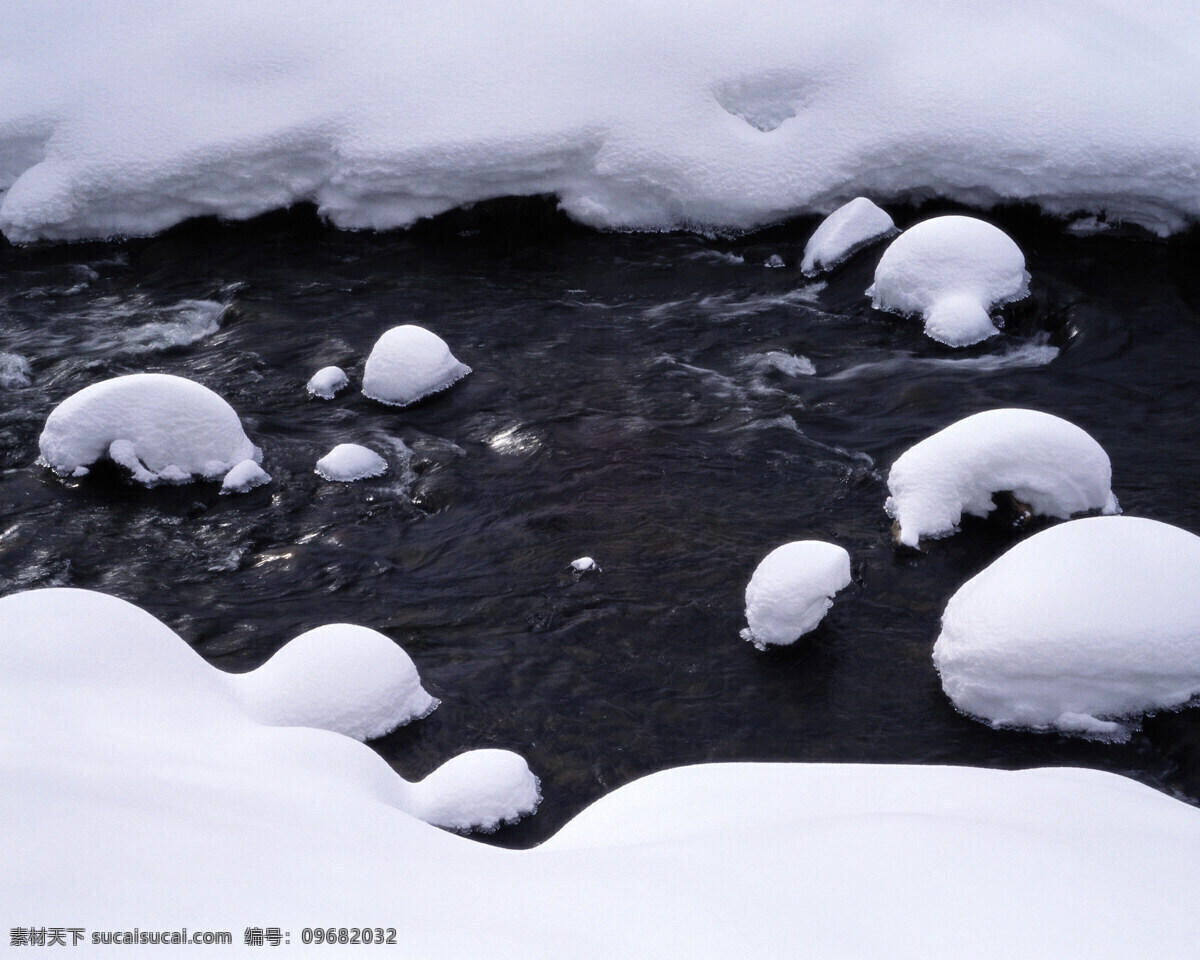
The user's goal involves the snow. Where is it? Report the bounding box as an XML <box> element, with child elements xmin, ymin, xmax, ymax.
<box><xmin>230</xmin><ymin>623</ymin><xmax>439</xmax><ymax>741</ymax></box>
<box><xmin>886</xmin><ymin>408</ymin><xmax>1118</xmax><ymax>548</ymax></box>
<box><xmin>315</xmin><ymin>443</ymin><xmax>387</xmax><ymax>481</ymax></box>
<box><xmin>4</xmin><ymin>589</ymin><xmax>1200</xmax><ymax>959</ymax></box>
<box><xmin>220</xmin><ymin>458</ymin><xmax>270</xmax><ymax>495</ymax></box>
<box><xmin>801</xmin><ymin>197</ymin><xmax>897</xmax><ymax>275</ymax></box>
<box><xmin>307</xmin><ymin>365</ymin><xmax>349</xmax><ymax>399</ymax></box>
<box><xmin>934</xmin><ymin>516</ymin><xmax>1200</xmax><ymax>739</ymax></box>
<box><xmin>4</xmin><ymin>3</ymin><xmax>1200</xmax><ymax>243</ymax></box>
<box><xmin>570</xmin><ymin>556</ymin><xmax>599</xmax><ymax>573</ymax></box>
<box><xmin>38</xmin><ymin>373</ymin><xmax>260</xmax><ymax>485</ymax></box>
<box><xmin>867</xmin><ymin>216</ymin><xmax>1030</xmax><ymax>346</ymax></box>
<box><xmin>741</xmin><ymin>541</ymin><xmax>852</xmax><ymax>649</ymax></box>
<box><xmin>362</xmin><ymin>325</ymin><xmax>472</xmax><ymax>408</ymax></box>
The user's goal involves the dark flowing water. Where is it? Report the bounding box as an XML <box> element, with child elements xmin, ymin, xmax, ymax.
<box><xmin>2</xmin><ymin>199</ymin><xmax>1199</xmax><ymax>847</ymax></box>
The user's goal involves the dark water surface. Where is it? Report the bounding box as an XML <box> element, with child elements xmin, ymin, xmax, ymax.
<box><xmin>2</xmin><ymin>200</ymin><xmax>1199</xmax><ymax>846</ymax></box>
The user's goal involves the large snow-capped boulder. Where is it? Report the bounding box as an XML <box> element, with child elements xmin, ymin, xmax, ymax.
<box><xmin>886</xmin><ymin>408</ymin><xmax>1118</xmax><ymax>548</ymax></box>
<box><xmin>801</xmin><ymin>197</ymin><xmax>897</xmax><ymax>275</ymax></box>
<box><xmin>362</xmin><ymin>325</ymin><xmax>471</xmax><ymax>407</ymax></box>
<box><xmin>867</xmin><ymin>216</ymin><xmax>1030</xmax><ymax>346</ymax></box>
<box><xmin>38</xmin><ymin>373</ymin><xmax>259</xmax><ymax>485</ymax></box>
<box><xmin>230</xmin><ymin>623</ymin><xmax>439</xmax><ymax>741</ymax></box>
<box><xmin>315</xmin><ymin>443</ymin><xmax>387</xmax><ymax>481</ymax></box>
<box><xmin>741</xmin><ymin>541</ymin><xmax>852</xmax><ymax>649</ymax></box>
<box><xmin>934</xmin><ymin>516</ymin><xmax>1200</xmax><ymax>739</ymax></box>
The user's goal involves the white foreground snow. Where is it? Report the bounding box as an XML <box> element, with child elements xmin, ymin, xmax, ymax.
<box><xmin>231</xmin><ymin>623</ymin><xmax>439</xmax><ymax>741</ymax></box>
<box><xmin>886</xmin><ymin>408</ymin><xmax>1118</xmax><ymax>548</ymax></box>
<box><xmin>219</xmin><ymin>458</ymin><xmax>271</xmax><ymax>495</ymax></box>
<box><xmin>741</xmin><ymin>541</ymin><xmax>851</xmax><ymax>649</ymax></box>
<box><xmin>307</xmin><ymin>365</ymin><xmax>349</xmax><ymax>399</ymax></box>
<box><xmin>3</xmin><ymin>586</ymin><xmax>1200</xmax><ymax>959</ymax></box>
<box><xmin>3</xmin><ymin>2</ymin><xmax>1200</xmax><ymax>243</ymax></box>
<box><xmin>801</xmin><ymin>198</ymin><xmax>897</xmax><ymax>275</ymax></box>
<box><xmin>362</xmin><ymin>325</ymin><xmax>471</xmax><ymax>407</ymax></box>
<box><xmin>868</xmin><ymin>216</ymin><xmax>1030</xmax><ymax>346</ymax></box>
<box><xmin>315</xmin><ymin>443</ymin><xmax>387</xmax><ymax>481</ymax></box>
<box><xmin>39</xmin><ymin>373</ymin><xmax>259</xmax><ymax>485</ymax></box>
<box><xmin>934</xmin><ymin>516</ymin><xmax>1200</xmax><ymax>738</ymax></box>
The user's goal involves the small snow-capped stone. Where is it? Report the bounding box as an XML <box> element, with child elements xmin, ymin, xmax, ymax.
<box><xmin>362</xmin><ymin>325</ymin><xmax>471</xmax><ymax>407</ymax></box>
<box><xmin>933</xmin><ymin>516</ymin><xmax>1200</xmax><ymax>739</ymax></box>
<box><xmin>867</xmin><ymin>215</ymin><xmax>1030</xmax><ymax>346</ymax></box>
<box><xmin>38</xmin><ymin>373</ymin><xmax>259</xmax><ymax>485</ymax></box>
<box><xmin>0</xmin><ymin>352</ymin><xmax>32</xmax><ymax>389</ymax></box>
<box><xmin>221</xmin><ymin>459</ymin><xmax>271</xmax><ymax>494</ymax></box>
<box><xmin>230</xmin><ymin>623</ymin><xmax>439</xmax><ymax>741</ymax></box>
<box><xmin>763</xmin><ymin>254</ymin><xmax>785</xmax><ymax>268</ymax></box>
<box><xmin>885</xmin><ymin>408</ymin><xmax>1118</xmax><ymax>548</ymax></box>
<box><xmin>741</xmin><ymin>541</ymin><xmax>851</xmax><ymax>649</ymax></box>
<box><xmin>570</xmin><ymin>556</ymin><xmax>599</xmax><ymax>573</ymax></box>
<box><xmin>306</xmin><ymin>365</ymin><xmax>349</xmax><ymax>399</ymax></box>
<box><xmin>801</xmin><ymin>198</ymin><xmax>897</xmax><ymax>275</ymax></box>
<box><xmin>315</xmin><ymin>443</ymin><xmax>387</xmax><ymax>481</ymax></box>
<box><xmin>407</xmin><ymin>748</ymin><xmax>542</xmax><ymax>833</ymax></box>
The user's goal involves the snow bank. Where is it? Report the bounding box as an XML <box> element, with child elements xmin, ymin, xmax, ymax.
<box><xmin>220</xmin><ymin>458</ymin><xmax>270</xmax><ymax>494</ymax></box>
<box><xmin>315</xmin><ymin>442</ymin><xmax>388</xmax><ymax>481</ymax></box>
<box><xmin>867</xmin><ymin>216</ymin><xmax>1030</xmax><ymax>346</ymax></box>
<box><xmin>934</xmin><ymin>516</ymin><xmax>1200</xmax><ymax>738</ymax></box>
<box><xmin>3</xmin><ymin>586</ymin><xmax>1199</xmax><ymax>960</ymax></box>
<box><xmin>38</xmin><ymin>373</ymin><xmax>259</xmax><ymax>485</ymax></box>
<box><xmin>741</xmin><ymin>541</ymin><xmax>851</xmax><ymax>649</ymax></box>
<box><xmin>801</xmin><ymin>198</ymin><xmax>896</xmax><ymax>275</ymax></box>
<box><xmin>307</xmin><ymin>365</ymin><xmax>349</xmax><ymax>399</ymax></box>
<box><xmin>3</xmin><ymin>2</ymin><xmax>1200</xmax><ymax>244</ymax></box>
<box><xmin>362</xmin><ymin>325</ymin><xmax>471</xmax><ymax>408</ymax></box>
<box><xmin>231</xmin><ymin>623</ymin><xmax>438</xmax><ymax>741</ymax></box>
<box><xmin>886</xmin><ymin>408</ymin><xmax>1118</xmax><ymax>548</ymax></box>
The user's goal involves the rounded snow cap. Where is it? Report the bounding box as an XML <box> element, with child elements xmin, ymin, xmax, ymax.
<box><xmin>801</xmin><ymin>197</ymin><xmax>897</xmax><ymax>276</ymax></box>
<box><xmin>306</xmin><ymin>365</ymin><xmax>349</xmax><ymax>399</ymax></box>
<box><xmin>315</xmin><ymin>443</ymin><xmax>387</xmax><ymax>482</ymax></box>
<box><xmin>741</xmin><ymin>540</ymin><xmax>852</xmax><ymax>649</ymax></box>
<box><xmin>934</xmin><ymin>516</ymin><xmax>1200</xmax><ymax>740</ymax></box>
<box><xmin>230</xmin><ymin>623</ymin><xmax>439</xmax><ymax>741</ymax></box>
<box><xmin>867</xmin><ymin>215</ymin><xmax>1030</xmax><ymax>346</ymax></box>
<box><xmin>362</xmin><ymin>324</ymin><xmax>471</xmax><ymax>407</ymax></box>
<box><xmin>38</xmin><ymin>373</ymin><xmax>259</xmax><ymax>485</ymax></box>
<box><xmin>886</xmin><ymin>408</ymin><xmax>1119</xmax><ymax>548</ymax></box>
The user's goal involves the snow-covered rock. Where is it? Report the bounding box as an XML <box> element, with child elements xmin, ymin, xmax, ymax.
<box><xmin>315</xmin><ymin>442</ymin><xmax>387</xmax><ymax>481</ymax></box>
<box><xmin>219</xmin><ymin>458</ymin><xmax>271</xmax><ymax>494</ymax></box>
<box><xmin>886</xmin><ymin>408</ymin><xmax>1118</xmax><ymax>548</ymax></box>
<box><xmin>4</xmin><ymin>3</ymin><xmax>1200</xmax><ymax>244</ymax></box>
<box><xmin>741</xmin><ymin>541</ymin><xmax>852</xmax><ymax>649</ymax></box>
<box><xmin>934</xmin><ymin>516</ymin><xmax>1200</xmax><ymax>739</ymax></box>
<box><xmin>231</xmin><ymin>623</ymin><xmax>439</xmax><ymax>741</ymax></box>
<box><xmin>0</xmin><ymin>352</ymin><xmax>32</xmax><ymax>388</ymax></box>
<box><xmin>867</xmin><ymin>216</ymin><xmax>1030</xmax><ymax>346</ymax></box>
<box><xmin>38</xmin><ymin>373</ymin><xmax>259</xmax><ymax>485</ymax></box>
<box><xmin>801</xmin><ymin>198</ymin><xmax>897</xmax><ymax>275</ymax></box>
<box><xmin>4</xmin><ymin>584</ymin><xmax>1200</xmax><ymax>960</ymax></box>
<box><xmin>406</xmin><ymin>749</ymin><xmax>543</xmax><ymax>834</ymax></box>
<box><xmin>362</xmin><ymin>325</ymin><xmax>471</xmax><ymax>407</ymax></box>
<box><xmin>306</xmin><ymin>365</ymin><xmax>348</xmax><ymax>399</ymax></box>
<box><xmin>570</xmin><ymin>556</ymin><xmax>599</xmax><ymax>573</ymax></box>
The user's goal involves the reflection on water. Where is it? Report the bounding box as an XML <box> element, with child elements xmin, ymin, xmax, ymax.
<box><xmin>2</xmin><ymin>200</ymin><xmax>1199</xmax><ymax>846</ymax></box>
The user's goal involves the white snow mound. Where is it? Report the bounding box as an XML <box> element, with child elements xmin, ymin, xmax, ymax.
<box><xmin>407</xmin><ymin>749</ymin><xmax>543</xmax><ymax>834</ymax></box>
<box><xmin>886</xmin><ymin>408</ymin><xmax>1118</xmax><ymax>548</ymax></box>
<box><xmin>5</xmin><ymin>3</ymin><xmax>1200</xmax><ymax>243</ymax></box>
<box><xmin>315</xmin><ymin>442</ymin><xmax>387</xmax><ymax>481</ymax></box>
<box><xmin>741</xmin><ymin>540</ymin><xmax>851</xmax><ymax>649</ymax></box>
<box><xmin>362</xmin><ymin>325</ymin><xmax>471</xmax><ymax>408</ymax></box>
<box><xmin>934</xmin><ymin>516</ymin><xmax>1200</xmax><ymax>738</ymax></box>
<box><xmin>231</xmin><ymin>623</ymin><xmax>439</xmax><ymax>741</ymax></box>
<box><xmin>38</xmin><ymin>373</ymin><xmax>259</xmax><ymax>485</ymax></box>
<box><xmin>801</xmin><ymin>198</ymin><xmax>897</xmax><ymax>275</ymax></box>
<box><xmin>306</xmin><ymin>365</ymin><xmax>349</xmax><ymax>399</ymax></box>
<box><xmin>868</xmin><ymin>216</ymin><xmax>1030</xmax><ymax>346</ymax></box>
<box><xmin>570</xmin><ymin>556</ymin><xmax>598</xmax><ymax>573</ymax></box>
<box><xmin>220</xmin><ymin>458</ymin><xmax>271</xmax><ymax>495</ymax></box>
